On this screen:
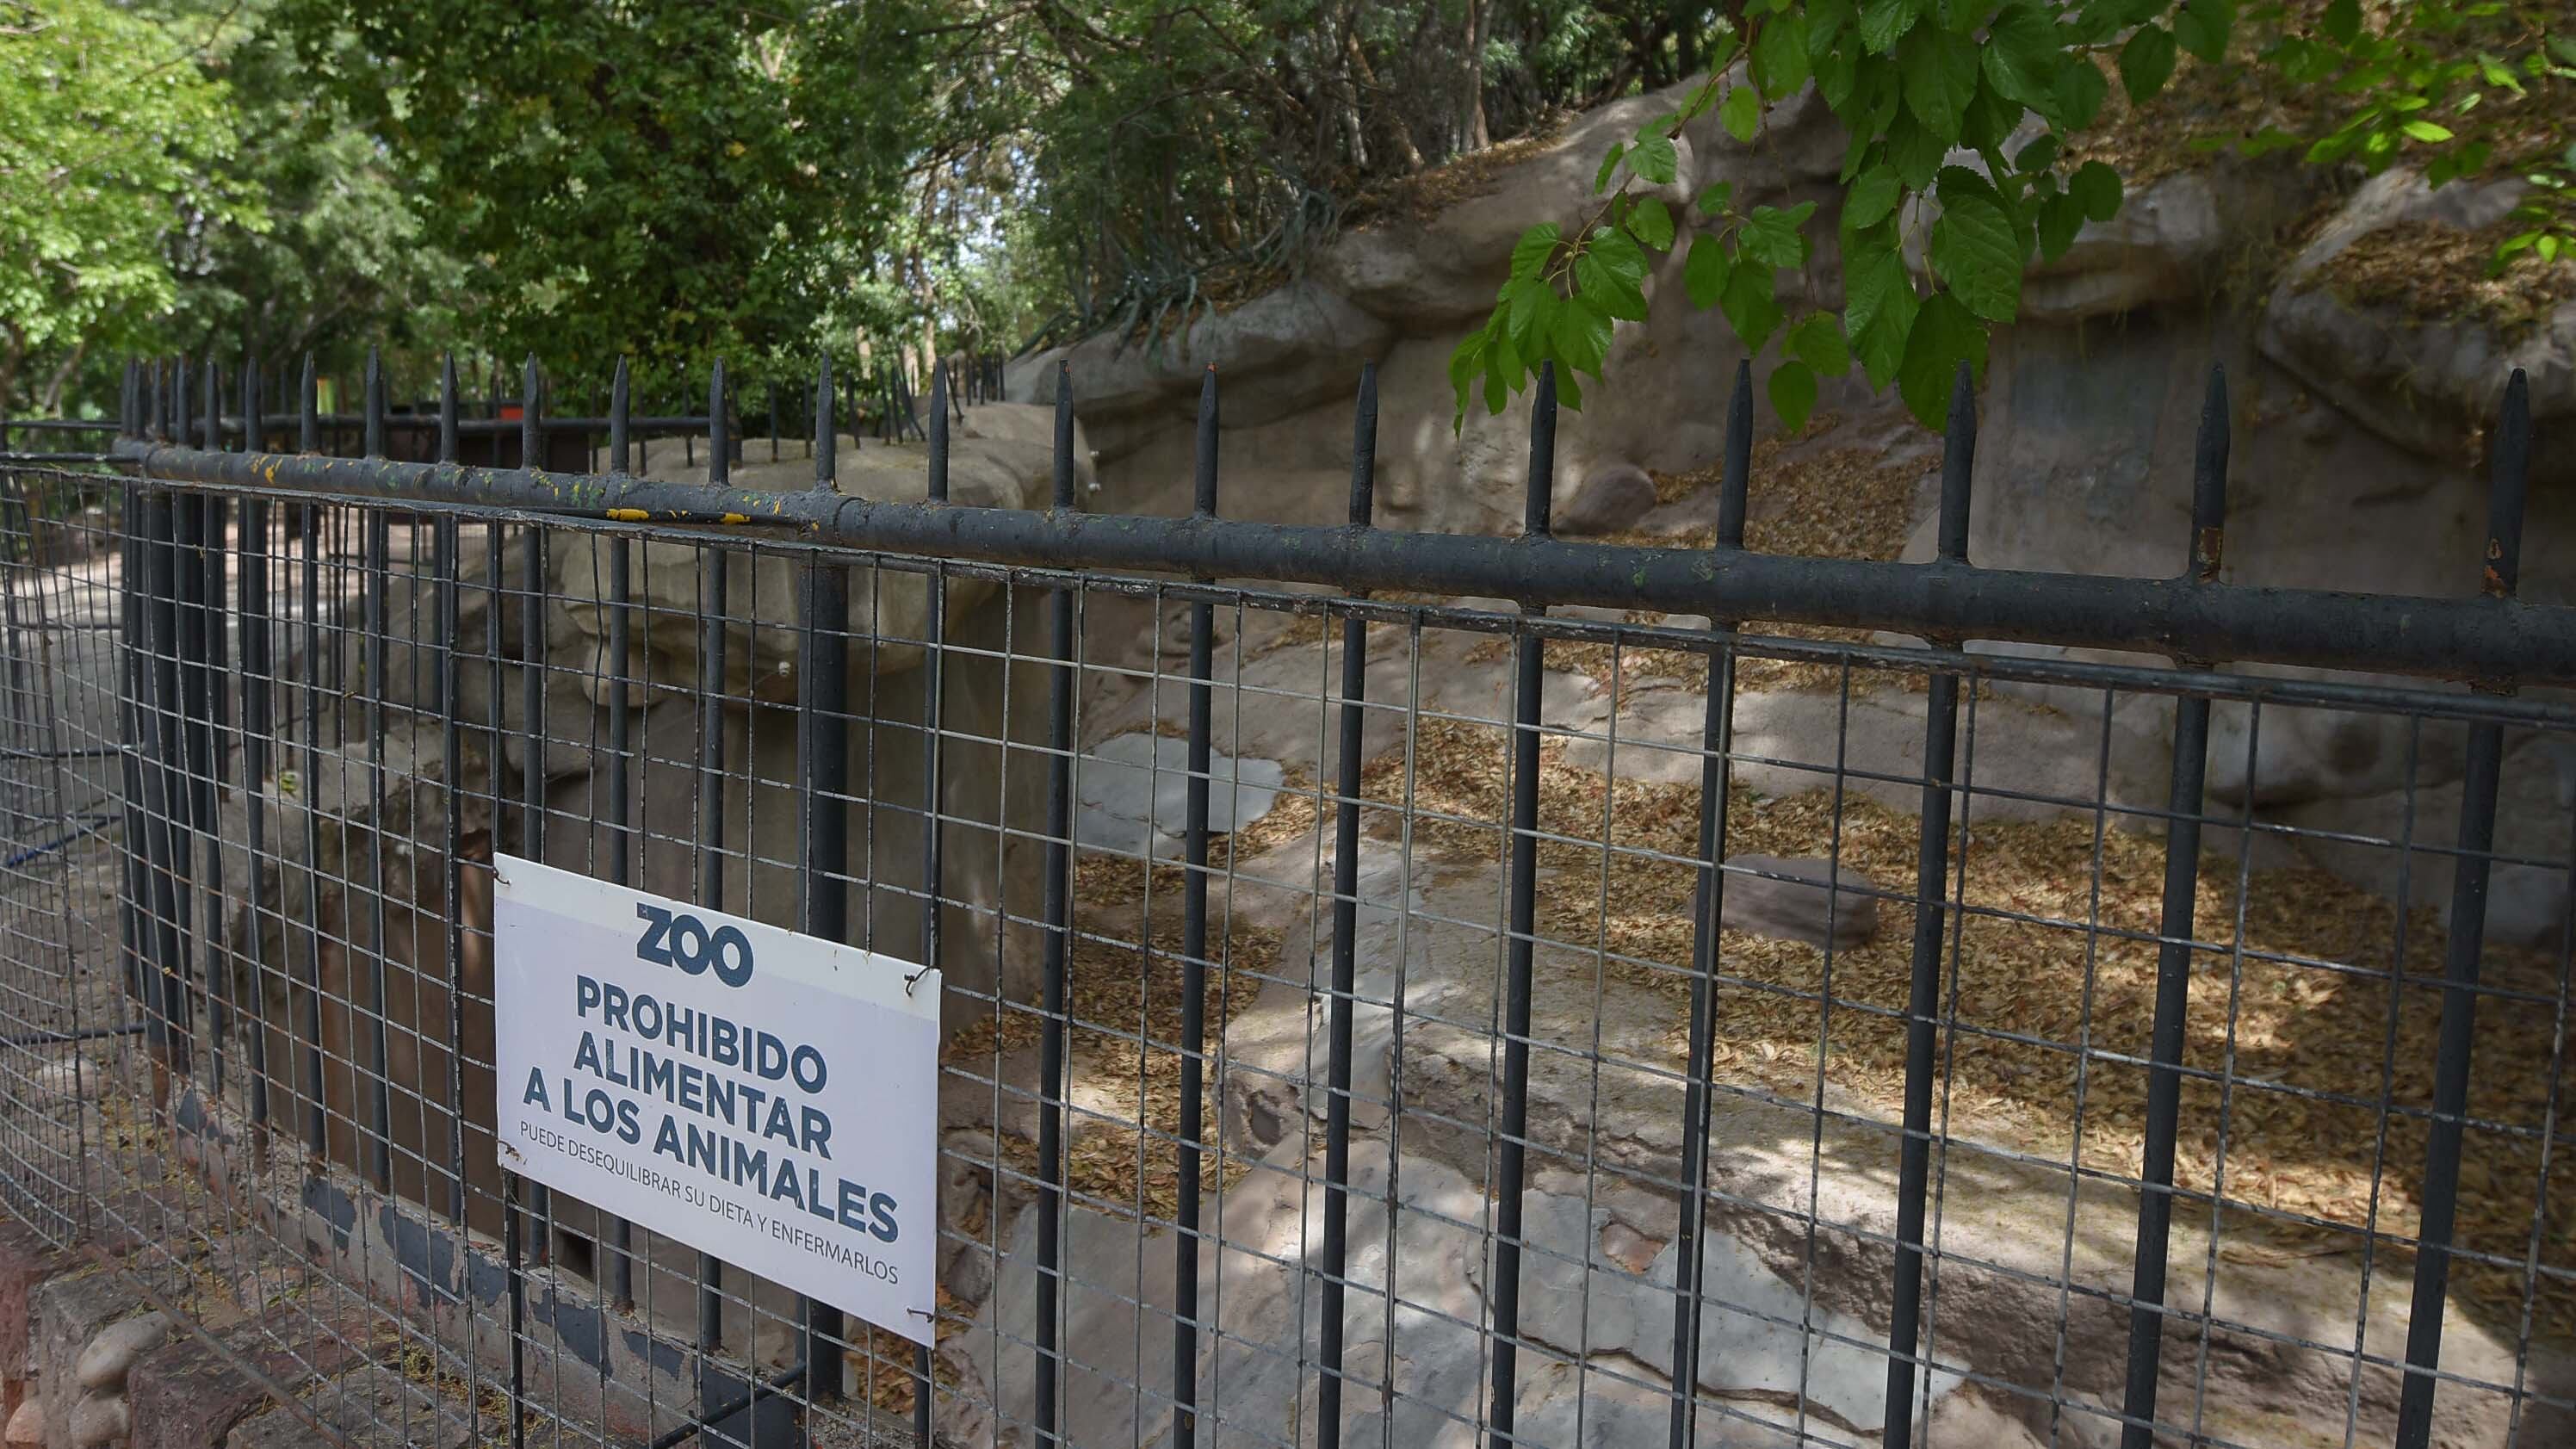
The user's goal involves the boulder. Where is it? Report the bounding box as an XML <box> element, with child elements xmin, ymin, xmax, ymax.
<box><xmin>1015</xmin><ymin>282</ymin><xmax>1392</xmax><ymax>430</ymax></box>
<box><xmin>72</xmin><ymin>1314</ymin><xmax>168</xmax><ymax>1394</ymax></box>
<box><xmin>2259</xmin><ymin>167</ymin><xmax>2576</xmax><ymax>482</ymax></box>
<box><xmin>1718</xmin><ymin>852</ymin><xmax>1879</xmax><ymax>949</ymax></box>
<box><xmin>559</xmin><ymin>416</ymin><xmax>1071</xmax><ymax>703</ymax></box>
<box><xmin>1553</xmin><ymin>461</ymin><xmax>1657</xmax><ymax>536</ymax></box>
<box><xmin>63</xmin><ymin>1396</ymin><xmax>121</xmax><ymax>1449</ymax></box>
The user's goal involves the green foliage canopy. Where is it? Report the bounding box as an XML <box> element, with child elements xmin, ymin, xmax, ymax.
<box><xmin>0</xmin><ymin>0</ymin><xmax>258</xmax><ymax>410</ymax></box>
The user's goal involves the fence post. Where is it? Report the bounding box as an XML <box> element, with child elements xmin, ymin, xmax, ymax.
<box><xmin>1882</xmin><ymin>363</ymin><xmax>1978</xmax><ymax>1449</ymax></box>
<box><xmin>295</xmin><ymin>357</ymin><xmax>328</xmax><ymax>1159</ymax></box>
<box><xmin>606</xmin><ymin>357</ymin><xmax>639</xmax><ymax>1312</ymax></box>
<box><xmin>237</xmin><ymin>356</ymin><xmax>273</xmax><ymax>1140</ymax></box>
<box><xmin>695</xmin><ymin>358</ymin><xmax>733</xmax><ymax>1384</ymax></box>
<box><xmin>914</xmin><ymin>356</ymin><xmax>945</xmax><ymax>1448</ymax></box>
<box><xmin>1035</xmin><ymin>363</ymin><xmax>1076</xmax><ymax>1449</ymax></box>
<box><xmin>1484</xmin><ymin>360</ymin><xmax>1556</xmax><ymax>1449</ymax></box>
<box><xmin>2394</xmin><ymin>369</ymin><xmax>2530</xmax><ymax>1447</ymax></box>
<box><xmin>1315</xmin><ymin>362</ymin><xmax>1379</xmax><ymax>1449</ymax></box>
<box><xmin>2117</xmin><ymin>367</ymin><xmax>2231</xmax><ymax>1446</ymax></box>
<box><xmin>360</xmin><ymin>348</ymin><xmax>394</xmax><ymax>1192</ymax></box>
<box><xmin>195</xmin><ymin>351</ymin><xmax>232</xmax><ymax>1099</ymax></box>
<box><xmin>796</xmin><ymin>357</ymin><xmax>851</xmax><ymax>1425</ymax></box>
<box><xmin>1173</xmin><ymin>366</ymin><xmax>1219</xmax><ymax>1442</ymax></box>
<box><xmin>1667</xmin><ymin>359</ymin><xmax>1753</xmax><ymax>1449</ymax></box>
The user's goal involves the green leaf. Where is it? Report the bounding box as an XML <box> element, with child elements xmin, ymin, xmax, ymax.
<box><xmin>2174</xmin><ymin>0</ymin><xmax>2234</xmax><ymax>65</ymax></box>
<box><xmin>1554</xmin><ymin>294</ymin><xmax>1614</xmax><ymax>375</ymax></box>
<box><xmin>1769</xmin><ymin>361</ymin><xmax>1819</xmax><ymax>430</ymax></box>
<box><xmin>1843</xmin><ymin>241</ymin><xmax>1917</xmax><ymax>345</ymax></box>
<box><xmin>1789</xmin><ymin>312</ymin><xmax>1851</xmax><ymax>375</ymax></box>
<box><xmin>1817</xmin><ymin>40</ymin><xmax>1862</xmax><ymax>108</ymax></box>
<box><xmin>1574</xmin><ymin>248</ymin><xmax>1647</xmax><ymax>320</ymax></box>
<box><xmin>1859</xmin><ymin>0</ymin><xmax>1921</xmax><ymax>54</ymax></box>
<box><xmin>1507</xmin><ymin>277</ymin><xmax>1554</xmax><ymax>342</ymax></box>
<box><xmin>1696</xmin><ymin>182</ymin><xmax>1735</xmax><ymax>217</ymax></box>
<box><xmin>1739</xmin><ymin>206</ymin><xmax>1811</xmax><ymax>269</ymax></box>
<box><xmin>2055</xmin><ymin>54</ymin><xmax>2109</xmax><ymax>129</ymax></box>
<box><xmin>1629</xmin><ymin>197</ymin><xmax>1676</xmax><ymax>251</ymax></box>
<box><xmin>1928</xmin><ymin>171</ymin><xmax>2023</xmax><ymax>322</ymax></box>
<box><xmin>2320</xmin><ymin>0</ymin><xmax>2361</xmax><ymax>46</ymax></box>
<box><xmin>1888</xmin><ymin>115</ymin><xmax>1948</xmax><ymax>189</ymax></box>
<box><xmin>1961</xmin><ymin>75</ymin><xmax>2024</xmax><ymax>153</ymax></box>
<box><xmin>2070</xmin><ymin>159</ymin><xmax>2122</xmax><ymax>221</ymax></box>
<box><xmin>1509</xmin><ymin>224</ymin><xmax>1563</xmax><ymax>282</ymax></box>
<box><xmin>1448</xmin><ymin>332</ymin><xmax>1484</xmax><ymax>419</ymax></box>
<box><xmin>1752</xmin><ymin>13</ymin><xmax>1814</xmax><ymax>96</ymax></box>
<box><xmin>1985</xmin><ymin>5</ymin><xmax>2065</xmax><ymax>109</ymax></box>
<box><xmin>1718</xmin><ymin>84</ymin><xmax>1762</xmax><ymax>144</ymax></box>
<box><xmin>1846</xmin><ymin>166</ymin><xmax>1903</xmax><ymax>230</ymax></box>
<box><xmin>1901</xmin><ymin>27</ymin><xmax>1981</xmax><ymax>133</ymax></box>
<box><xmin>2402</xmin><ymin>119</ymin><xmax>2455</xmax><ymax>142</ymax></box>
<box><xmin>2015</xmin><ymin>133</ymin><xmax>2064</xmax><ymax>175</ymax></box>
<box><xmin>1450</xmin><ymin>325</ymin><xmax>1487</xmax><ymax>382</ymax></box>
<box><xmin>2036</xmin><ymin>189</ymin><xmax>2088</xmax><ymax>259</ymax></box>
<box><xmin>1589</xmin><ymin>226</ymin><xmax>1650</xmax><ymax>284</ymax></box>
<box><xmin>1683</xmin><ymin>234</ymin><xmax>1733</xmax><ymax>308</ymax></box>
<box><xmin>2120</xmin><ymin>25</ymin><xmax>2178</xmax><ymax>104</ymax></box>
<box><xmin>1898</xmin><ymin>290</ymin><xmax>1987</xmax><ymax>429</ymax></box>
<box><xmin>1557</xmin><ymin>367</ymin><xmax>1585</xmax><ymax>412</ymax></box>
<box><xmin>1594</xmin><ymin>143</ymin><xmax>1626</xmax><ymax>195</ymax></box>
<box><xmin>1720</xmin><ymin>256</ymin><xmax>1787</xmax><ymax>354</ymax></box>
<box><xmin>1629</xmin><ymin>133</ymin><xmax>1680</xmax><ymax>183</ymax></box>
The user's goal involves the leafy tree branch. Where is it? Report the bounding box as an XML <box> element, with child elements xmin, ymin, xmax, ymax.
<box><xmin>1452</xmin><ymin>0</ymin><xmax>2576</xmax><ymax>434</ymax></box>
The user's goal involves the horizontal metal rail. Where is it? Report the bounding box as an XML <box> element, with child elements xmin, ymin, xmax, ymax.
<box><xmin>117</xmin><ymin>438</ymin><xmax>2576</xmax><ymax>685</ymax></box>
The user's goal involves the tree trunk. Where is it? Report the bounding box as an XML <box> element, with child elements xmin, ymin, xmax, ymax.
<box><xmin>38</xmin><ymin>341</ymin><xmax>86</xmax><ymax>415</ymax></box>
<box><xmin>1459</xmin><ymin>0</ymin><xmax>1489</xmax><ymax>152</ymax></box>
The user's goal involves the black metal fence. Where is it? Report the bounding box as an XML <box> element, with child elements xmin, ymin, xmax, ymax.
<box><xmin>0</xmin><ymin>344</ymin><xmax>2567</xmax><ymax>1449</ymax></box>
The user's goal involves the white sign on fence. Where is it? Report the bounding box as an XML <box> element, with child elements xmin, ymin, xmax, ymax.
<box><xmin>491</xmin><ymin>854</ymin><xmax>941</xmax><ymax>1345</ymax></box>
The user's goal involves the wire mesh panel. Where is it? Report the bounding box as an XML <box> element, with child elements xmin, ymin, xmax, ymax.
<box><xmin>0</xmin><ymin>352</ymin><xmax>2571</xmax><ymax>1449</ymax></box>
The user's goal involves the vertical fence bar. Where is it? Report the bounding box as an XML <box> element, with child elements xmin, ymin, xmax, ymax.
<box><xmin>695</xmin><ymin>359</ymin><xmax>732</xmax><ymax>1369</ymax></box>
<box><xmin>1881</xmin><ymin>364</ymin><xmax>1978</xmax><ymax>1449</ymax></box>
<box><xmin>238</xmin><ymin>356</ymin><xmax>273</xmax><ymax>1135</ymax></box>
<box><xmin>519</xmin><ymin>348</ymin><xmax>550</xmax><ymax>1341</ymax></box>
<box><xmin>508</xmin><ymin>354</ymin><xmax>546</xmax><ymax>1449</ymax></box>
<box><xmin>1035</xmin><ymin>363</ymin><xmax>1076</xmax><ymax>1449</ymax></box>
<box><xmin>139</xmin><ymin>471</ymin><xmax>190</xmax><ymax>1087</ymax></box>
<box><xmin>362</xmin><ymin>348</ymin><xmax>394</xmax><ymax>1192</ymax></box>
<box><xmin>195</xmin><ymin>352</ymin><xmax>232</xmax><ymax>1097</ymax></box>
<box><xmin>2394</xmin><ymin>369</ymin><xmax>2531</xmax><ymax>1446</ymax></box>
<box><xmin>298</xmin><ymin>357</ymin><xmax>328</xmax><ymax>1156</ymax></box>
<box><xmin>152</xmin><ymin>356</ymin><xmax>195</xmax><ymax>1087</ymax></box>
<box><xmin>1314</xmin><ymin>362</ymin><xmax>1380</xmax><ymax>1449</ymax></box>
<box><xmin>796</xmin><ymin>382</ymin><xmax>851</xmax><ymax>1426</ymax></box>
<box><xmin>1173</xmin><ymin>368</ymin><xmax>1220</xmax><ymax>1441</ymax></box>
<box><xmin>2118</xmin><ymin>367</ymin><xmax>2230</xmax><ymax>1448</ymax></box>
<box><xmin>914</xmin><ymin>359</ymin><xmax>943</xmax><ymax>1449</ymax></box>
<box><xmin>174</xmin><ymin>354</ymin><xmax>210</xmax><ymax>1072</ymax></box>
<box><xmin>1667</xmin><ymin>360</ymin><xmax>1755</xmax><ymax>1449</ymax></box>
<box><xmin>437</xmin><ymin>357</ymin><xmax>471</xmax><ymax>1232</ymax></box>
<box><xmin>115</xmin><ymin>372</ymin><xmax>151</xmax><ymax>1098</ymax></box>
<box><xmin>606</xmin><ymin>358</ymin><xmax>638</xmax><ymax>1312</ymax></box>
<box><xmin>1485</xmin><ymin>361</ymin><xmax>1557</xmax><ymax>1449</ymax></box>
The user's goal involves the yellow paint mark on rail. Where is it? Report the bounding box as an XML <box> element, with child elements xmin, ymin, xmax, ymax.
<box><xmin>606</xmin><ymin>508</ymin><xmax>649</xmax><ymax>521</ymax></box>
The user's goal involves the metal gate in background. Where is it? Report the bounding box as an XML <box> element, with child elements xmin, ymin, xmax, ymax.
<box><xmin>0</xmin><ymin>348</ymin><xmax>2568</xmax><ymax>1449</ymax></box>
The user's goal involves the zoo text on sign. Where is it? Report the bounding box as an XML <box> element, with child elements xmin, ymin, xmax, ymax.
<box><xmin>490</xmin><ymin>853</ymin><xmax>942</xmax><ymax>1344</ymax></box>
